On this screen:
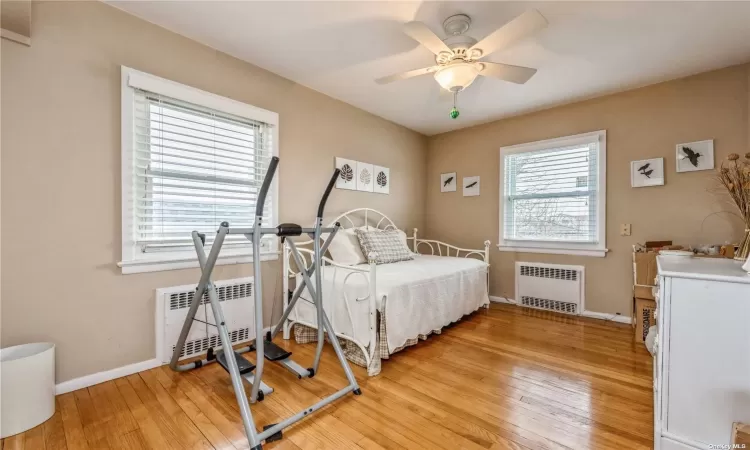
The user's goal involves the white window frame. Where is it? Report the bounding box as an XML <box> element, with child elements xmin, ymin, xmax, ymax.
<box><xmin>119</xmin><ymin>66</ymin><xmax>280</xmax><ymax>274</ymax></box>
<box><xmin>498</xmin><ymin>130</ymin><xmax>607</xmax><ymax>257</ymax></box>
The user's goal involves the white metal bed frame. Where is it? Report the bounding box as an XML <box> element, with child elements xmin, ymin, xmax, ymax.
<box><xmin>281</xmin><ymin>208</ymin><xmax>491</xmax><ymax>372</ymax></box>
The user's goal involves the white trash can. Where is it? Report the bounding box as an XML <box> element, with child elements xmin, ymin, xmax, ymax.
<box><xmin>0</xmin><ymin>343</ymin><xmax>56</xmax><ymax>438</ymax></box>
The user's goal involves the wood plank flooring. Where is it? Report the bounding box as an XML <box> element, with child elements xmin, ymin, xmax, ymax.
<box><xmin>2</xmin><ymin>303</ymin><xmax>653</xmax><ymax>449</ymax></box>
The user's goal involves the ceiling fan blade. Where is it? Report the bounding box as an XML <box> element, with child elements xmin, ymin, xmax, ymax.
<box><xmin>470</xmin><ymin>9</ymin><xmax>547</xmax><ymax>58</ymax></box>
<box><xmin>375</xmin><ymin>66</ymin><xmax>439</xmax><ymax>85</ymax></box>
<box><xmin>403</xmin><ymin>21</ymin><xmax>452</xmax><ymax>56</ymax></box>
<box><xmin>479</xmin><ymin>62</ymin><xmax>538</xmax><ymax>84</ymax></box>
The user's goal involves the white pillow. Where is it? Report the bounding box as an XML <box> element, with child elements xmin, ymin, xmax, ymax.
<box><xmin>322</xmin><ymin>228</ymin><xmax>366</xmax><ymax>265</ymax></box>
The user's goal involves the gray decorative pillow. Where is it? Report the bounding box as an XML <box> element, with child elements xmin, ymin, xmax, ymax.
<box><xmin>354</xmin><ymin>229</ymin><xmax>414</xmax><ymax>265</ymax></box>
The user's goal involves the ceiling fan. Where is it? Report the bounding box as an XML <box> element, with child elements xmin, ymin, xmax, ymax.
<box><xmin>376</xmin><ymin>10</ymin><xmax>548</xmax><ymax>118</ymax></box>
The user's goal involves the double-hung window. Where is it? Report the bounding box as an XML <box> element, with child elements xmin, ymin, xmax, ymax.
<box><xmin>120</xmin><ymin>67</ymin><xmax>279</xmax><ymax>274</ymax></box>
<box><xmin>499</xmin><ymin>130</ymin><xmax>607</xmax><ymax>257</ymax></box>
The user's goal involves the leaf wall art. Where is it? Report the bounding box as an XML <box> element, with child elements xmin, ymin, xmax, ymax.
<box><xmin>335</xmin><ymin>157</ymin><xmax>357</xmax><ymax>190</ymax></box>
<box><xmin>373</xmin><ymin>165</ymin><xmax>390</xmax><ymax>194</ymax></box>
<box><xmin>334</xmin><ymin>158</ymin><xmax>389</xmax><ymax>195</ymax></box>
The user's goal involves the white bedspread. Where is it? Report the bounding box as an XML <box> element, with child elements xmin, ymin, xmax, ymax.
<box><xmin>292</xmin><ymin>254</ymin><xmax>489</xmax><ymax>353</ymax></box>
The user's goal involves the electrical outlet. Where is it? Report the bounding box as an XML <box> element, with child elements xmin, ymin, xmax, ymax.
<box><xmin>620</xmin><ymin>224</ymin><xmax>632</xmax><ymax>236</ymax></box>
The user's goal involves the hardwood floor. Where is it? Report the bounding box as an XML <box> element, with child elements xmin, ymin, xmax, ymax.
<box><xmin>2</xmin><ymin>303</ymin><xmax>653</xmax><ymax>449</ymax></box>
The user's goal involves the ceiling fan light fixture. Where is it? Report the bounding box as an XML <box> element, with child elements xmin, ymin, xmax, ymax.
<box><xmin>434</xmin><ymin>62</ymin><xmax>480</xmax><ymax>92</ymax></box>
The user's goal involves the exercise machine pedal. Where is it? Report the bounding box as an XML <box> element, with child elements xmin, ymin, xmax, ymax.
<box><xmin>216</xmin><ymin>350</ymin><xmax>255</xmax><ymax>375</ymax></box>
<box><xmin>215</xmin><ymin>350</ymin><xmax>274</xmax><ymax>401</ymax></box>
<box><xmin>263</xmin><ymin>341</ymin><xmax>292</xmax><ymax>362</ymax></box>
<box><xmin>264</xmin><ymin>340</ymin><xmax>311</xmax><ymax>379</ymax></box>
<box><xmin>263</xmin><ymin>424</ymin><xmax>283</xmax><ymax>443</ymax></box>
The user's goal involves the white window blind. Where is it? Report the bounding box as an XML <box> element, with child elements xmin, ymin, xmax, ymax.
<box><xmin>503</xmin><ymin>141</ymin><xmax>600</xmax><ymax>244</ymax></box>
<box><xmin>131</xmin><ymin>88</ymin><xmax>274</xmax><ymax>253</ymax></box>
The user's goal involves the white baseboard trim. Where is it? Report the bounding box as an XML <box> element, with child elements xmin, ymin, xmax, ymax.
<box><xmin>58</xmin><ymin>321</ymin><xmax>278</xmax><ymax>395</ymax></box>
<box><xmin>55</xmin><ymin>358</ymin><xmax>162</xmax><ymax>395</ymax></box>
<box><xmin>489</xmin><ymin>296</ymin><xmax>632</xmax><ymax>325</ymax></box>
<box><xmin>580</xmin><ymin>310</ymin><xmax>632</xmax><ymax>325</ymax></box>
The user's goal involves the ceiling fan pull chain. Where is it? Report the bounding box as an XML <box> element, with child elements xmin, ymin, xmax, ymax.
<box><xmin>450</xmin><ymin>90</ymin><xmax>460</xmax><ymax>119</ymax></box>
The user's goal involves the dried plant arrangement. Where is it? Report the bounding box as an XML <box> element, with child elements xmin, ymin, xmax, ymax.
<box><xmin>717</xmin><ymin>153</ymin><xmax>750</xmax><ymax>260</ymax></box>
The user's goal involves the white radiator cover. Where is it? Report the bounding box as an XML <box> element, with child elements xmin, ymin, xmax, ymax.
<box><xmin>155</xmin><ymin>277</ymin><xmax>255</xmax><ymax>363</ymax></box>
<box><xmin>515</xmin><ymin>262</ymin><xmax>584</xmax><ymax>315</ymax></box>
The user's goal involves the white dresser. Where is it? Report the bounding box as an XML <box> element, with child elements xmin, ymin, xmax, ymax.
<box><xmin>654</xmin><ymin>256</ymin><xmax>750</xmax><ymax>450</ymax></box>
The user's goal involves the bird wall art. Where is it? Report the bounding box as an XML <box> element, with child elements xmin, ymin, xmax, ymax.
<box><xmin>631</xmin><ymin>158</ymin><xmax>664</xmax><ymax>188</ymax></box>
<box><xmin>676</xmin><ymin>140</ymin><xmax>714</xmax><ymax>172</ymax></box>
<box><xmin>680</xmin><ymin>147</ymin><xmax>701</xmax><ymax>167</ymax></box>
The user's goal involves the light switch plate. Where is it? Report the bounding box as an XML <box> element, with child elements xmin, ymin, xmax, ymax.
<box><xmin>620</xmin><ymin>224</ymin><xmax>632</xmax><ymax>236</ymax></box>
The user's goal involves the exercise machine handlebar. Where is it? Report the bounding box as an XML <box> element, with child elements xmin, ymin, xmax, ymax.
<box><xmin>255</xmin><ymin>156</ymin><xmax>279</xmax><ymax>218</ymax></box>
<box><xmin>317</xmin><ymin>168</ymin><xmax>340</xmax><ymax>220</ymax></box>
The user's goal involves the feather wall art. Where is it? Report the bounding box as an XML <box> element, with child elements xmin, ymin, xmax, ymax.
<box><xmin>463</xmin><ymin>176</ymin><xmax>480</xmax><ymax>197</ymax></box>
<box><xmin>441</xmin><ymin>172</ymin><xmax>456</xmax><ymax>192</ymax></box>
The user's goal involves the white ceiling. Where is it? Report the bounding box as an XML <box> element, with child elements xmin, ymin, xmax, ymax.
<box><xmin>110</xmin><ymin>1</ymin><xmax>750</xmax><ymax>135</ymax></box>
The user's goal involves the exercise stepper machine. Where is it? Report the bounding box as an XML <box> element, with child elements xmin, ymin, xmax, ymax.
<box><xmin>169</xmin><ymin>156</ymin><xmax>361</xmax><ymax>449</ymax></box>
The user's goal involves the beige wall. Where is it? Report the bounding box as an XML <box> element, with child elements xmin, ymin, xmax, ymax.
<box><xmin>1</xmin><ymin>0</ymin><xmax>31</xmax><ymax>38</ymax></box>
<box><xmin>0</xmin><ymin>2</ymin><xmax>426</xmax><ymax>383</ymax></box>
<box><xmin>426</xmin><ymin>64</ymin><xmax>749</xmax><ymax>316</ymax></box>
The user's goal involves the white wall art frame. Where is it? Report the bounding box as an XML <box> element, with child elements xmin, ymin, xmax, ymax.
<box><xmin>463</xmin><ymin>176</ymin><xmax>480</xmax><ymax>197</ymax></box>
<box><xmin>676</xmin><ymin>139</ymin><xmax>714</xmax><ymax>172</ymax></box>
<box><xmin>441</xmin><ymin>172</ymin><xmax>456</xmax><ymax>192</ymax></box>
<box><xmin>335</xmin><ymin>157</ymin><xmax>357</xmax><ymax>190</ymax></box>
<box><xmin>373</xmin><ymin>165</ymin><xmax>390</xmax><ymax>194</ymax></box>
<box><xmin>631</xmin><ymin>157</ymin><xmax>664</xmax><ymax>188</ymax></box>
<box><xmin>356</xmin><ymin>162</ymin><xmax>374</xmax><ymax>192</ymax></box>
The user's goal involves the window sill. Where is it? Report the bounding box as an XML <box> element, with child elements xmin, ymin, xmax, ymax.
<box><xmin>497</xmin><ymin>245</ymin><xmax>608</xmax><ymax>258</ymax></box>
<box><xmin>118</xmin><ymin>252</ymin><xmax>279</xmax><ymax>274</ymax></box>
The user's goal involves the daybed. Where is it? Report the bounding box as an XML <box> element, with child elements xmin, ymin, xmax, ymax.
<box><xmin>281</xmin><ymin>208</ymin><xmax>490</xmax><ymax>375</ymax></box>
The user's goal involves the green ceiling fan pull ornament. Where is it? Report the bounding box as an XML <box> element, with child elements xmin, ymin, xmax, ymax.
<box><xmin>450</xmin><ymin>90</ymin><xmax>460</xmax><ymax>119</ymax></box>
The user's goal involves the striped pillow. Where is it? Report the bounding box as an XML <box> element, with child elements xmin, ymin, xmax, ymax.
<box><xmin>354</xmin><ymin>229</ymin><xmax>414</xmax><ymax>265</ymax></box>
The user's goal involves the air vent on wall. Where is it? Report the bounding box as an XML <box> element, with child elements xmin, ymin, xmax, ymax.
<box><xmin>168</xmin><ymin>282</ymin><xmax>253</xmax><ymax>310</ymax></box>
<box><xmin>516</xmin><ymin>263</ymin><xmax>583</xmax><ymax>316</ymax></box>
<box><xmin>156</xmin><ymin>277</ymin><xmax>256</xmax><ymax>363</ymax></box>
<box><xmin>520</xmin><ymin>296</ymin><xmax>578</xmax><ymax>314</ymax></box>
<box><xmin>519</xmin><ymin>265</ymin><xmax>578</xmax><ymax>281</ymax></box>
<box><xmin>172</xmin><ymin>327</ymin><xmax>250</xmax><ymax>359</ymax></box>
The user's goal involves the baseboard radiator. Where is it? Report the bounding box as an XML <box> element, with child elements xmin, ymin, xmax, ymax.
<box><xmin>155</xmin><ymin>277</ymin><xmax>256</xmax><ymax>363</ymax></box>
<box><xmin>515</xmin><ymin>262</ymin><xmax>584</xmax><ymax>315</ymax></box>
